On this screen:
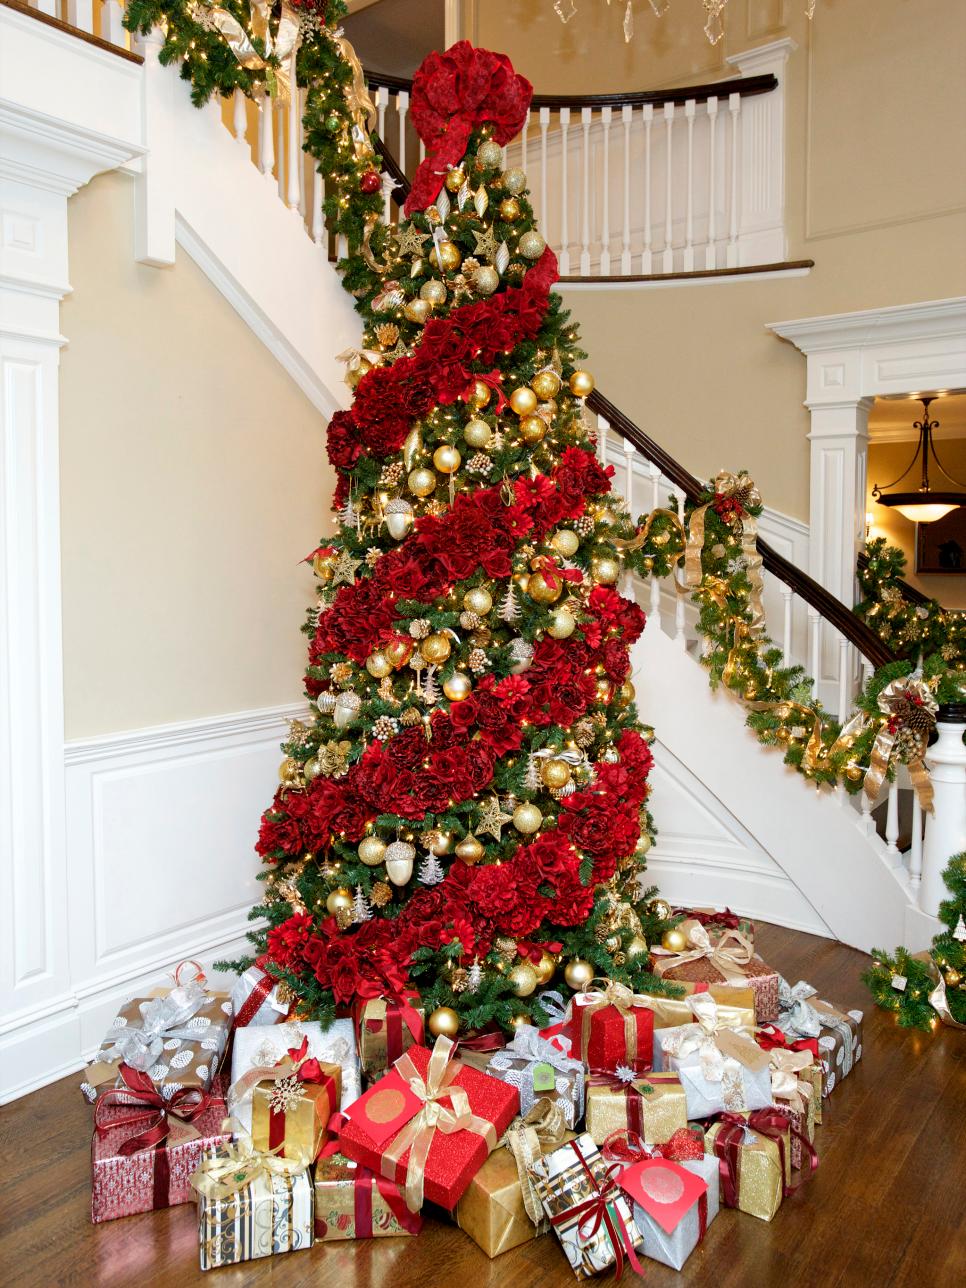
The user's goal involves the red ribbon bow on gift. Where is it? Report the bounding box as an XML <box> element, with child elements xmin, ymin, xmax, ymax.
<box><xmin>356</xmin><ymin>969</ymin><xmax>425</xmax><ymax>1058</ymax></box>
<box><xmin>711</xmin><ymin>1108</ymin><xmax>817</xmax><ymax>1208</ymax></box>
<box><xmin>601</xmin><ymin>1126</ymin><xmax>704</xmax><ymax>1168</ymax></box>
<box><xmin>550</xmin><ymin>1138</ymin><xmax>643</xmax><ymax>1280</ymax></box>
<box><xmin>755</xmin><ymin>1023</ymin><xmax>819</xmax><ymax>1060</ymax></box>
<box><xmin>93</xmin><ymin>1063</ymin><xmax>212</xmax><ymax>1154</ymax></box>
<box><xmin>285</xmin><ymin>1035</ymin><xmax>330</xmax><ymax>1086</ymax></box>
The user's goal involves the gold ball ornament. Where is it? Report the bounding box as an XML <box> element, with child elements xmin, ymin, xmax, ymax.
<box><xmin>455</xmin><ymin>835</ymin><xmax>484</xmax><ymax>864</ymax></box>
<box><xmin>419</xmin><ymin>279</ymin><xmax>447</xmax><ymax>305</ymax></box>
<box><xmin>442</xmin><ymin>671</ymin><xmax>473</xmax><ymax>702</ymax></box>
<box><xmin>435</xmin><ymin>240</ymin><xmax>462</xmax><ymax>272</ymax></box>
<box><xmin>532</xmin><ymin>372</ymin><xmax>561</xmax><ymax>403</ymax></box>
<box><xmin>508</xmin><ymin>1012</ymin><xmax>533</xmax><ymax>1031</ymax></box>
<box><xmin>945</xmin><ymin>968</ymin><xmax>961</xmax><ymax>986</ymax></box>
<box><xmin>498</xmin><ymin>197</ymin><xmax>521</xmax><ymax>222</ymax></box>
<box><xmin>385</xmin><ymin>636</ymin><xmax>414</xmax><ymax>669</ymax></box>
<box><xmin>592</xmin><ymin>555</ymin><xmax>621</xmax><ymax>585</ymax></box>
<box><xmin>528</xmin><ymin>571</ymin><xmax>563</xmax><ymax>605</ymax></box>
<box><xmin>512</xmin><ymin>802</ymin><xmax>543</xmax><ymax>834</ymax></box>
<box><xmin>509</xmin><ymin>386</ymin><xmax>539</xmax><ymax>417</ymax></box>
<box><xmin>473</xmin><ymin>265</ymin><xmax>500</xmax><ymax>296</ymax></box>
<box><xmin>312</xmin><ymin>551</ymin><xmax>334</xmax><ymax>580</ymax></box>
<box><xmin>403</xmin><ymin>298</ymin><xmax>432</xmax><ymax>325</ymax></box>
<box><xmin>279</xmin><ymin>757</ymin><xmax>300</xmax><ymax>784</ymax></box>
<box><xmin>563</xmin><ymin>958</ymin><xmax>595</xmax><ymax>991</ymax></box>
<box><xmin>551</xmin><ymin>528</ymin><xmax>580</xmax><ymax>557</ymax></box>
<box><xmin>463</xmin><ymin>587</ymin><xmax>493</xmax><ymax>615</ymax></box>
<box><xmin>636</xmin><ymin>835</ymin><xmax>654</xmax><ymax>858</ymax></box>
<box><xmin>477</xmin><ymin>139</ymin><xmax>503</xmax><ymax>168</ymax></box>
<box><xmin>520</xmin><ymin>414</ymin><xmax>548</xmax><ymax>444</ymax></box>
<box><xmin>548</xmin><ymin>606</ymin><xmax>577</xmax><ymax>639</ymax></box>
<box><xmin>502</xmin><ymin>167</ymin><xmax>527</xmax><ymax>194</ymax></box>
<box><xmin>626</xmin><ymin>934</ymin><xmax>649</xmax><ymax>962</ymax></box>
<box><xmin>541</xmin><ymin>759</ymin><xmax>572</xmax><ymax>789</ymax></box>
<box><xmin>662</xmin><ymin>927</ymin><xmax>689</xmax><ymax>953</ymax></box>
<box><xmin>469</xmin><ymin>380</ymin><xmax>491</xmax><ymax>409</ymax></box>
<box><xmin>463</xmin><ymin>418</ymin><xmax>493</xmax><ymax>449</ymax></box>
<box><xmin>325</xmin><ymin>887</ymin><xmax>353</xmax><ymax>916</ymax></box>
<box><xmin>408</xmin><ymin>467</ymin><xmax>437</xmax><ymax>497</ymax></box>
<box><xmin>358</xmin><ymin>836</ymin><xmax>387</xmax><ymax>866</ymax></box>
<box><xmin>433</xmin><ymin>444</ymin><xmax>462</xmax><ymax>474</ymax></box>
<box><xmin>427</xmin><ymin>1006</ymin><xmax>460</xmax><ymax>1038</ymax></box>
<box><xmin>534</xmin><ymin>951</ymin><xmax>557</xmax><ymax>986</ymax></box>
<box><xmin>302</xmin><ymin>756</ymin><xmax>322</xmax><ymax>783</ymax></box>
<box><xmin>518</xmin><ymin>230</ymin><xmax>547</xmax><ymax>260</ymax></box>
<box><xmin>365</xmin><ymin>650</ymin><xmax>392</xmax><ymax>679</ymax></box>
<box><xmin>316</xmin><ymin>691</ymin><xmax>337</xmax><ymax>715</ymax></box>
<box><xmin>508</xmin><ymin>961</ymin><xmax>538</xmax><ymax>997</ymax></box>
<box><xmin>569</xmin><ymin>370</ymin><xmax>595</xmax><ymax>398</ymax></box>
<box><xmin>647</xmin><ymin>896</ymin><xmax>670</xmax><ymax>920</ymax></box>
<box><xmin>424</xmin><ymin>830</ymin><xmax>452</xmax><ymax>856</ymax></box>
<box><xmin>444</xmin><ymin>167</ymin><xmax>466</xmax><ymax>192</ymax></box>
<box><xmin>420</xmin><ymin>632</ymin><xmax>452</xmax><ymax>665</ymax></box>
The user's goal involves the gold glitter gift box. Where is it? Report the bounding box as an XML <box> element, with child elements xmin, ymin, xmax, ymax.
<box><xmin>585</xmin><ymin>1070</ymin><xmax>688</xmax><ymax>1147</ymax></box>
<box><xmin>705</xmin><ymin>1112</ymin><xmax>791</xmax><ymax>1222</ymax></box>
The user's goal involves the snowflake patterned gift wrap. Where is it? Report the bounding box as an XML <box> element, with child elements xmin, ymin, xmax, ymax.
<box><xmin>486</xmin><ymin>1024</ymin><xmax>585</xmax><ymax>1128</ymax></box>
<box><xmin>80</xmin><ymin>967</ymin><xmax>231</xmax><ymax>1104</ymax></box>
<box><xmin>231</xmin><ymin>1019</ymin><xmax>362</xmax><ymax>1138</ymax></box>
<box><xmin>191</xmin><ymin>1141</ymin><xmax>314</xmax><ymax>1270</ymax></box>
<box><xmin>654</xmin><ymin>993</ymin><xmax>772</xmax><ymax>1119</ymax></box>
<box><xmin>527</xmin><ymin>1132</ymin><xmax>645</xmax><ymax>1279</ymax></box>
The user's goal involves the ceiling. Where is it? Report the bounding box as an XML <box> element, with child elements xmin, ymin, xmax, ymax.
<box><xmin>869</xmin><ymin>391</ymin><xmax>966</xmax><ymax>443</ymax></box>
<box><xmin>343</xmin><ymin>0</ymin><xmax>446</xmax><ymax>78</ymax></box>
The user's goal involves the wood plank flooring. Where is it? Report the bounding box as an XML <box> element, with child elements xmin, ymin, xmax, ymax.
<box><xmin>2</xmin><ymin>922</ymin><xmax>965</xmax><ymax>1287</ymax></box>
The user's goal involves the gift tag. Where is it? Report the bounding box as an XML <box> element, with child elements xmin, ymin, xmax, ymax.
<box><xmin>891</xmin><ymin>974</ymin><xmax>908</xmax><ymax>991</ymax></box>
<box><xmin>340</xmin><ymin>1068</ymin><xmax>424</xmax><ymax>1149</ymax></box>
<box><xmin>531</xmin><ymin>1062</ymin><xmax>556</xmax><ymax>1093</ymax></box>
<box><xmin>618</xmin><ymin>1158</ymin><xmax>708</xmax><ymax>1234</ymax></box>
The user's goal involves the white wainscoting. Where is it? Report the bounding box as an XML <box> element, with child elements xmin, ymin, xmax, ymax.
<box><xmin>0</xmin><ymin>702</ymin><xmax>303</xmax><ymax>1103</ymax></box>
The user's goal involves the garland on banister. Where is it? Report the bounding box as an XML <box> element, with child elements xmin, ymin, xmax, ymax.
<box><xmin>855</xmin><ymin>537</ymin><xmax>966</xmax><ymax>670</ymax></box>
<box><xmin>622</xmin><ymin>472</ymin><xmax>965</xmax><ymax>799</ymax></box>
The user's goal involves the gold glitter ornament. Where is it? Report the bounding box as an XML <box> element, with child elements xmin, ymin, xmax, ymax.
<box><xmin>358</xmin><ymin>836</ymin><xmax>386</xmax><ymax>866</ymax></box>
<box><xmin>520</xmin><ymin>414</ymin><xmax>547</xmax><ymax>444</ymax></box>
<box><xmin>541</xmin><ymin>759</ymin><xmax>572</xmax><ymax>789</ymax></box>
<box><xmin>518</xmin><ymin>230</ymin><xmax>547</xmax><ymax>260</ymax></box>
<box><xmin>365</xmin><ymin>650</ymin><xmax>392</xmax><ymax>678</ymax></box>
<box><xmin>528</xmin><ymin>571</ymin><xmax>563</xmax><ymax>605</ymax></box>
<box><xmin>551</xmin><ymin>528</ymin><xmax>580</xmax><ymax>557</ymax></box>
<box><xmin>503</xmin><ymin>167</ymin><xmax>527</xmax><ymax>194</ymax></box>
<box><xmin>499</xmin><ymin>196</ymin><xmax>521</xmax><ymax>221</ymax></box>
<box><xmin>512</xmin><ymin>802</ymin><xmax>543</xmax><ymax>834</ymax></box>
<box><xmin>508</xmin><ymin>961</ymin><xmax>538</xmax><ymax>997</ymax></box>
<box><xmin>463</xmin><ymin>587</ymin><xmax>493</xmax><ymax>615</ymax></box>
<box><xmin>592</xmin><ymin>555</ymin><xmax>621</xmax><ymax>585</ymax></box>
<box><xmin>419</xmin><ymin>279</ymin><xmax>447</xmax><ymax>305</ymax></box>
<box><xmin>434</xmin><ymin>240</ymin><xmax>462</xmax><ymax>272</ymax></box>
<box><xmin>403</xmin><ymin>298</ymin><xmax>432</xmax><ymax>324</ymax></box>
<box><xmin>473</xmin><ymin>265</ymin><xmax>500</xmax><ymax>296</ymax></box>
<box><xmin>477</xmin><ymin>139</ymin><xmax>503</xmax><ymax>168</ymax></box>
<box><xmin>420</xmin><ymin>633</ymin><xmax>452</xmax><ymax>665</ymax></box>
<box><xmin>548</xmin><ymin>606</ymin><xmax>577</xmax><ymax>639</ymax></box>
<box><xmin>626</xmin><ymin>934</ymin><xmax>649</xmax><ymax>961</ymax></box>
<box><xmin>464</xmin><ymin>418</ymin><xmax>493</xmax><ymax>449</ymax></box>
<box><xmin>408</xmin><ymin>468</ymin><xmax>436</xmax><ymax>497</ymax></box>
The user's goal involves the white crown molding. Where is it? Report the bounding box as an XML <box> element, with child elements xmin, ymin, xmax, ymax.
<box><xmin>767</xmin><ymin>297</ymin><xmax>966</xmax><ymax>355</ymax></box>
<box><xmin>0</xmin><ymin>99</ymin><xmax>144</xmax><ymax>196</ymax></box>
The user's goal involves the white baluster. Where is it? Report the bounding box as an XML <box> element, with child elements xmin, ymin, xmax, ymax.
<box><xmin>34</xmin><ymin>0</ymin><xmax>57</xmax><ymax>15</ymax></box>
<box><xmin>909</xmin><ymin>794</ymin><xmax>924</xmax><ymax>892</ymax></box>
<box><xmin>381</xmin><ymin>164</ymin><xmax>392</xmax><ymax>223</ymax></box>
<box><xmin>862</xmin><ymin>657</ymin><xmax>874</xmax><ymax>685</ymax></box>
<box><xmin>597</xmin><ymin>415</ymin><xmax>609</xmax><ymax>468</ymax></box>
<box><xmin>104</xmin><ymin>0</ymin><xmax>127</xmax><ymax>46</ymax></box>
<box><xmin>674</xmin><ymin>488</ymin><xmax>687</xmax><ymax>646</ymax></box>
<box><xmin>276</xmin><ymin>100</ymin><xmax>286</xmax><ymax>200</ymax></box>
<box><xmin>297</xmin><ymin>88</ymin><xmax>307</xmax><ymax>219</ymax></box>
<box><xmin>521</xmin><ymin>109</ymin><xmax>529</xmax><ymax>173</ymax></box>
<box><xmin>559</xmin><ymin>108</ymin><xmax>571</xmax><ymax>275</ymax></box>
<box><xmin>623</xmin><ymin>438</ymin><xmax>635</xmax><ymax>514</ymax></box>
<box><xmin>837</xmin><ymin>637</ymin><xmax>850</xmax><ymax>722</ymax></box>
<box><xmin>539</xmin><ymin>107</ymin><xmax>550</xmax><ymax>223</ymax></box>
<box><xmin>683</xmin><ymin>99</ymin><xmax>695</xmax><ymax>272</ymax></box>
<box><xmin>599</xmin><ymin>106</ymin><xmax>612</xmax><ymax>275</ymax></box>
<box><xmin>67</xmin><ymin>0</ymin><xmax>93</xmax><ymax>33</ymax></box>
<box><xmin>258</xmin><ymin>91</ymin><xmax>275</xmax><ymax>177</ymax></box>
<box><xmin>501</xmin><ymin>144</ymin><xmax>509</xmax><ymax>168</ymax></box>
<box><xmin>376</xmin><ymin>87</ymin><xmax>387</xmax><ymax>147</ymax></box>
<box><xmin>641</xmin><ymin>104</ymin><xmax>653</xmax><ymax>274</ymax></box>
<box><xmin>885</xmin><ymin>783</ymin><xmax>901</xmax><ymax>866</ymax></box>
<box><xmin>922</xmin><ymin>712</ymin><xmax>966</xmax><ymax>915</ymax></box>
<box><xmin>705</xmin><ymin>96</ymin><xmax>718</xmax><ymax>269</ymax></box>
<box><xmin>808</xmin><ymin>608</ymin><xmax>821</xmax><ymax>698</ymax></box>
<box><xmin>781</xmin><ymin>586</ymin><xmax>793</xmax><ymax>659</ymax></box>
<box><xmin>649</xmin><ymin>460</ymin><xmax>661</xmax><ymax>513</ymax></box>
<box><xmin>311</xmin><ymin>168</ymin><xmax>325</xmax><ymax>245</ymax></box>
<box><xmin>232</xmin><ymin>88</ymin><xmax>248</xmax><ymax>147</ymax></box>
<box><xmin>620</xmin><ymin>105</ymin><xmax>632</xmax><ymax>275</ymax></box>
<box><xmin>397</xmin><ymin>90</ymin><xmax>409</xmax><ymax>176</ymax></box>
<box><xmin>286</xmin><ymin>58</ymin><xmax>301</xmax><ymax>211</ymax></box>
<box><xmin>580</xmin><ymin>107</ymin><xmax>592</xmax><ymax>277</ymax></box>
<box><xmin>662</xmin><ymin>101</ymin><xmax>675</xmax><ymax>273</ymax></box>
<box><xmin>727</xmin><ymin>92</ymin><xmax>740</xmax><ymax>268</ymax></box>
<box><xmin>858</xmin><ymin>788</ymin><xmax>876</xmax><ymax>838</ymax></box>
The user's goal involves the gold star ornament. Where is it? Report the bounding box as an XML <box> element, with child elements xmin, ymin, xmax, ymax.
<box><xmin>478</xmin><ymin>795</ymin><xmax>513</xmax><ymax>841</ymax></box>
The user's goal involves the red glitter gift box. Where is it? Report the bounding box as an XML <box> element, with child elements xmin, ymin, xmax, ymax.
<box><xmin>337</xmin><ymin>1037</ymin><xmax>519</xmax><ymax>1211</ymax></box>
<box><xmin>567</xmin><ymin>991</ymin><xmax>654</xmax><ymax>1075</ymax></box>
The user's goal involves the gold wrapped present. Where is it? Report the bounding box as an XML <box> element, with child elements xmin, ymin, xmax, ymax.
<box><xmin>768</xmin><ymin>1047</ymin><xmax>818</xmax><ymax>1169</ymax></box>
<box><xmin>585</xmin><ymin>1070</ymin><xmax>687</xmax><ymax>1146</ymax></box>
<box><xmin>354</xmin><ymin>995</ymin><xmax>424</xmax><ymax>1079</ymax></box>
<box><xmin>639</xmin><ymin>983</ymin><xmax>756</xmax><ymax>1034</ymax></box>
<box><xmin>313</xmin><ymin>1151</ymin><xmax>420</xmax><ymax>1240</ymax></box>
<box><xmin>191</xmin><ymin>1141</ymin><xmax>313</xmax><ymax>1270</ymax></box>
<box><xmin>705</xmin><ymin>1110</ymin><xmax>791</xmax><ymax>1222</ymax></box>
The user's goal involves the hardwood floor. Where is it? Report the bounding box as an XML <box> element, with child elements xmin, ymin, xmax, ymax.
<box><xmin>2</xmin><ymin>922</ymin><xmax>965</xmax><ymax>1287</ymax></box>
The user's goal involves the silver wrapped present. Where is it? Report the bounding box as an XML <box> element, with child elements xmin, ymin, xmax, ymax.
<box><xmin>654</xmin><ymin>993</ymin><xmax>772</xmax><ymax>1119</ymax></box>
<box><xmin>631</xmin><ymin>1154</ymin><xmax>719</xmax><ymax>1271</ymax></box>
<box><xmin>487</xmin><ymin>1024</ymin><xmax>585</xmax><ymax>1128</ymax></box>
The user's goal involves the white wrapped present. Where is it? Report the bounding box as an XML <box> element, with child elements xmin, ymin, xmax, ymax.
<box><xmin>655</xmin><ymin>993</ymin><xmax>772</xmax><ymax>1119</ymax></box>
<box><xmin>230</xmin><ymin>967</ymin><xmax>291</xmax><ymax>1028</ymax></box>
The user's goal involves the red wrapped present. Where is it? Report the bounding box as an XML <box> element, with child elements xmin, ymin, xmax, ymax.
<box><xmin>338</xmin><ymin>1035</ymin><xmax>519</xmax><ymax>1211</ymax></box>
<box><xmin>650</xmin><ymin>919</ymin><xmax>779</xmax><ymax>1022</ymax></box>
<box><xmin>91</xmin><ymin>1064</ymin><xmax>229</xmax><ymax>1223</ymax></box>
<box><xmin>566</xmin><ymin>981</ymin><xmax>654</xmax><ymax>1074</ymax></box>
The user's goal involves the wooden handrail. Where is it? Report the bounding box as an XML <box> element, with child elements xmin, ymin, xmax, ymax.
<box><xmin>363</xmin><ymin>68</ymin><xmax>778</xmax><ymax>111</ymax></box>
<box><xmin>857</xmin><ymin>550</ymin><xmax>933</xmax><ymax>607</ymax></box>
<box><xmin>0</xmin><ymin>0</ymin><xmax>144</xmax><ymax>63</ymax></box>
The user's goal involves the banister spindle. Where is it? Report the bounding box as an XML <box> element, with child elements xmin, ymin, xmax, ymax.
<box><xmin>782</xmin><ymin>586</ymin><xmax>793</xmax><ymax>660</ymax></box>
<box><xmin>623</xmin><ymin>438</ymin><xmax>635</xmax><ymax>513</ymax></box>
<box><xmin>909</xmin><ymin>794</ymin><xmax>924</xmax><ymax>892</ymax></box>
<box><xmin>648</xmin><ymin>460</ymin><xmax>662</xmax><ymax>626</ymax></box>
<box><xmin>673</xmin><ymin>487</ymin><xmax>687</xmax><ymax>645</ymax></box>
<box><xmin>397</xmin><ymin>90</ymin><xmax>409</xmax><ymax>176</ymax></box>
<box><xmin>837</xmin><ymin>637</ymin><xmax>850</xmax><ymax>722</ymax></box>
<box><xmin>641</xmin><ymin>104</ymin><xmax>654</xmax><ymax>274</ymax></box>
<box><xmin>276</xmin><ymin>98</ymin><xmax>286</xmax><ymax>199</ymax></box>
<box><xmin>521</xmin><ymin>109</ymin><xmax>529</xmax><ymax>173</ymax></box>
<box><xmin>580</xmin><ymin>107</ymin><xmax>592</xmax><ymax>276</ymax></box>
<box><xmin>559</xmin><ymin>108</ymin><xmax>571</xmax><ymax>275</ymax></box>
<box><xmin>103</xmin><ymin>0</ymin><xmax>126</xmax><ymax>46</ymax></box>
<box><xmin>286</xmin><ymin>59</ymin><xmax>301</xmax><ymax>211</ymax></box>
<box><xmin>375</xmin><ymin>87</ymin><xmax>387</xmax><ymax>147</ymax></box>
<box><xmin>727</xmin><ymin>91</ymin><xmax>740</xmax><ymax>267</ymax></box>
<box><xmin>808</xmin><ymin>608</ymin><xmax>821</xmax><ymax>698</ymax></box>
<box><xmin>232</xmin><ymin>88</ymin><xmax>248</xmax><ymax>147</ymax></box>
<box><xmin>620</xmin><ymin>105</ymin><xmax>632</xmax><ymax>275</ymax></box>
<box><xmin>539</xmin><ymin>107</ymin><xmax>550</xmax><ymax>223</ymax></box>
<box><xmin>596</xmin><ymin>415</ymin><xmax>609</xmax><ymax>468</ymax></box>
<box><xmin>66</xmin><ymin>0</ymin><xmax>94</xmax><ymax>34</ymax></box>
<box><xmin>311</xmin><ymin>167</ymin><xmax>325</xmax><ymax>245</ymax></box>
<box><xmin>662</xmin><ymin>101</ymin><xmax>675</xmax><ymax>273</ymax></box>
<box><xmin>258</xmin><ymin>90</ymin><xmax>275</xmax><ymax>177</ymax></box>
<box><xmin>683</xmin><ymin>99</ymin><xmax>696</xmax><ymax>272</ymax></box>
<box><xmin>705</xmin><ymin>96</ymin><xmax>718</xmax><ymax>269</ymax></box>
<box><xmin>600</xmin><ymin>106</ymin><xmax>612</xmax><ymax>275</ymax></box>
<box><xmin>885</xmin><ymin>784</ymin><xmax>901</xmax><ymax>866</ymax></box>
<box><xmin>649</xmin><ymin>460</ymin><xmax>661</xmax><ymax>513</ymax></box>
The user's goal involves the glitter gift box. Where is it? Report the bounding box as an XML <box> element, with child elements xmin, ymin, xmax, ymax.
<box><xmin>585</xmin><ymin>1070</ymin><xmax>688</xmax><ymax>1147</ymax></box>
<box><xmin>91</xmin><ymin>1090</ymin><xmax>230</xmax><ymax>1223</ymax></box>
<box><xmin>705</xmin><ymin>1111</ymin><xmax>791</xmax><ymax>1222</ymax></box>
<box><xmin>338</xmin><ymin>1037</ymin><xmax>519</xmax><ymax>1211</ymax></box>
<box><xmin>193</xmin><ymin>1145</ymin><xmax>314</xmax><ymax>1270</ymax></box>
<box><xmin>230</xmin><ymin>966</ymin><xmax>292</xmax><ymax>1029</ymax></box>
<box><xmin>81</xmin><ymin>978</ymin><xmax>231</xmax><ymax>1105</ymax></box>
<box><xmin>485</xmin><ymin>1024</ymin><xmax>585</xmax><ymax>1128</ymax></box>
<box><xmin>567</xmin><ymin>987</ymin><xmax>654</xmax><ymax>1074</ymax></box>
<box><xmin>231</xmin><ymin>1019</ymin><xmax>361</xmax><ymax>1139</ymax></box>
<box><xmin>652</xmin><ymin>920</ymin><xmax>779</xmax><ymax>1023</ymax></box>
<box><xmin>355</xmin><ymin>996</ymin><xmax>425</xmax><ymax>1080</ymax></box>
<box><xmin>528</xmin><ymin>1133</ymin><xmax>644</xmax><ymax>1279</ymax></box>
<box><xmin>766</xmin><ymin>1046</ymin><xmax>819</xmax><ymax>1168</ymax></box>
<box><xmin>622</xmin><ymin>1154</ymin><xmax>719</xmax><ymax>1272</ymax></box>
<box><xmin>313</xmin><ymin>1151</ymin><xmax>421</xmax><ymax>1240</ymax></box>
<box><xmin>232</xmin><ymin>1041</ymin><xmax>341</xmax><ymax>1163</ymax></box>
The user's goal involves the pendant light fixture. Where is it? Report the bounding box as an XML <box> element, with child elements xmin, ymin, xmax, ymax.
<box><xmin>872</xmin><ymin>396</ymin><xmax>966</xmax><ymax>524</ymax></box>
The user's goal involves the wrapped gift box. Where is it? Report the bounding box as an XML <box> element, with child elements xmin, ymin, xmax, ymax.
<box><xmin>528</xmin><ymin>1132</ymin><xmax>644</xmax><ymax>1279</ymax></box>
<box><xmin>193</xmin><ymin>1144</ymin><xmax>314</xmax><ymax>1270</ymax></box>
<box><xmin>621</xmin><ymin>1154</ymin><xmax>719</xmax><ymax>1272</ymax></box>
<box><xmin>776</xmin><ymin>978</ymin><xmax>864</xmax><ymax>1097</ymax></box>
<box><xmin>338</xmin><ymin>1037</ymin><xmax>518</xmax><ymax>1211</ymax></box>
<box><xmin>355</xmin><ymin>996</ymin><xmax>424</xmax><ymax>1080</ymax></box>
<box><xmin>567</xmin><ymin>989</ymin><xmax>654</xmax><ymax>1074</ymax></box>
<box><xmin>231</xmin><ymin>1020</ymin><xmax>361</xmax><ymax>1138</ymax></box>
<box><xmin>655</xmin><ymin>995</ymin><xmax>772</xmax><ymax>1119</ymax></box>
<box><xmin>652</xmin><ymin>920</ymin><xmax>779</xmax><ymax>1023</ymax></box>
<box><xmin>485</xmin><ymin>1025</ymin><xmax>585</xmax><ymax>1128</ymax></box>
<box><xmin>673</xmin><ymin>906</ymin><xmax>755</xmax><ymax>944</ymax></box>
<box><xmin>91</xmin><ymin>1089</ymin><xmax>229</xmax><ymax>1223</ymax></box>
<box><xmin>585</xmin><ymin>1070</ymin><xmax>687</xmax><ymax>1147</ymax></box>
<box><xmin>705</xmin><ymin>1111</ymin><xmax>791</xmax><ymax>1222</ymax></box>
<box><xmin>230</xmin><ymin>1038</ymin><xmax>340</xmax><ymax>1163</ymax></box>
<box><xmin>639</xmin><ymin>983</ymin><xmax>757</xmax><ymax>1040</ymax></box>
<box><xmin>313</xmin><ymin>1151</ymin><xmax>420</xmax><ymax>1240</ymax></box>
<box><xmin>230</xmin><ymin>966</ymin><xmax>291</xmax><ymax>1029</ymax></box>
<box><xmin>766</xmin><ymin>1047</ymin><xmax>819</xmax><ymax>1168</ymax></box>
<box><xmin>81</xmin><ymin>978</ymin><xmax>231</xmax><ymax>1105</ymax></box>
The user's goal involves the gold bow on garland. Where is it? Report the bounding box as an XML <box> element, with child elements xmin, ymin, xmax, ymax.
<box><xmin>865</xmin><ymin>676</ymin><xmax>938</xmax><ymax>813</ymax></box>
<box><xmin>329</xmin><ymin>27</ymin><xmax>377</xmax><ymax>159</ymax></box>
<box><xmin>687</xmin><ymin>471</ymin><xmax>764</xmax><ymax>631</ymax></box>
<box><xmin>192</xmin><ymin>0</ymin><xmax>300</xmax><ymax>101</ymax></box>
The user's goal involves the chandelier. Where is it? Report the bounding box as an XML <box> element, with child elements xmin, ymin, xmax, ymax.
<box><xmin>553</xmin><ymin>0</ymin><xmax>817</xmax><ymax>46</ymax></box>
<box><xmin>872</xmin><ymin>397</ymin><xmax>966</xmax><ymax>525</ymax></box>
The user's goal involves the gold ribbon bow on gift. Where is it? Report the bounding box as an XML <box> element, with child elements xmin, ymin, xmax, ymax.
<box><xmin>502</xmin><ymin>1097</ymin><xmax>570</xmax><ymax>1228</ymax></box>
<box><xmin>864</xmin><ymin>675</ymin><xmax>938</xmax><ymax>813</ymax></box>
<box><xmin>659</xmin><ymin>993</ymin><xmax>765</xmax><ymax>1084</ymax></box>
<box><xmin>650</xmin><ymin>918</ymin><xmax>755</xmax><ymax>986</ymax></box>
<box><xmin>568</xmin><ymin>978</ymin><xmax>654</xmax><ymax>1069</ymax></box>
<box><xmin>688</xmin><ymin>472</ymin><xmax>764</xmax><ymax>630</ymax></box>
<box><xmin>382</xmin><ymin>1035</ymin><xmax>498</xmax><ymax>1212</ymax></box>
<box><xmin>336</xmin><ymin>347</ymin><xmax>384</xmax><ymax>386</ymax></box>
<box><xmin>768</xmin><ymin>1048</ymin><xmax>814</xmax><ymax>1116</ymax></box>
<box><xmin>192</xmin><ymin>1</ymin><xmax>300</xmax><ymax>102</ymax></box>
<box><xmin>190</xmin><ymin>1132</ymin><xmax>310</xmax><ymax>1200</ymax></box>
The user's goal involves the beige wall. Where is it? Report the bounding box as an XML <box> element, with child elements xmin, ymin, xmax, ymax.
<box><xmin>60</xmin><ymin>172</ymin><xmax>334</xmax><ymax>739</ymax></box>
<box><xmin>468</xmin><ymin>0</ymin><xmax>966</xmax><ymax>521</ymax></box>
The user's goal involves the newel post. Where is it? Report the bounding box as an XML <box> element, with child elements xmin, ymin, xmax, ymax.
<box><xmin>921</xmin><ymin>706</ymin><xmax>966</xmax><ymax>918</ymax></box>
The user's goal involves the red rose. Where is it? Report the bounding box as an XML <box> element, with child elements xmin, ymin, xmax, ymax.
<box><xmin>266</xmin><ymin>913</ymin><xmax>314</xmax><ymax>968</ymax></box>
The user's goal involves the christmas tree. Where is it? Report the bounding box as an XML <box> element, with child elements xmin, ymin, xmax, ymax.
<box><xmin>236</xmin><ymin>41</ymin><xmax>675</xmax><ymax>1036</ymax></box>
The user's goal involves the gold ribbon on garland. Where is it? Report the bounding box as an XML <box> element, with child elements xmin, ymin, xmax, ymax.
<box><xmin>192</xmin><ymin>0</ymin><xmax>300</xmax><ymax>102</ymax></box>
<box><xmin>329</xmin><ymin>27</ymin><xmax>377</xmax><ymax>158</ymax></box>
<box><xmin>612</xmin><ymin>507</ymin><xmax>685</xmax><ymax>558</ymax></box>
<box><xmin>686</xmin><ymin>471</ymin><xmax>764</xmax><ymax>633</ymax></box>
<box><xmin>864</xmin><ymin>675</ymin><xmax>938</xmax><ymax>813</ymax></box>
